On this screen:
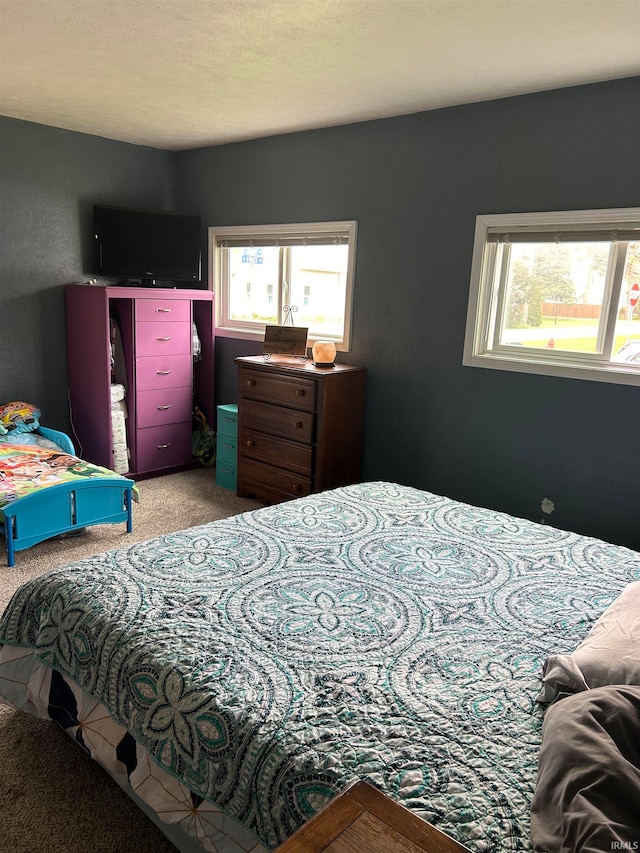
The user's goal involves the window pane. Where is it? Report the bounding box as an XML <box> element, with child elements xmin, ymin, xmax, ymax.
<box><xmin>612</xmin><ymin>241</ymin><xmax>640</xmax><ymax>364</ymax></box>
<box><xmin>228</xmin><ymin>246</ymin><xmax>279</xmax><ymax>324</ymax></box>
<box><xmin>287</xmin><ymin>245</ymin><xmax>349</xmax><ymax>338</ymax></box>
<box><xmin>498</xmin><ymin>242</ymin><xmax>610</xmax><ymax>353</ymax></box>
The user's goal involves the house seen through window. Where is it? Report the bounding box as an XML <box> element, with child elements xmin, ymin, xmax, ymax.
<box><xmin>463</xmin><ymin>209</ymin><xmax>640</xmax><ymax>385</ymax></box>
<box><xmin>209</xmin><ymin>221</ymin><xmax>357</xmax><ymax>349</ymax></box>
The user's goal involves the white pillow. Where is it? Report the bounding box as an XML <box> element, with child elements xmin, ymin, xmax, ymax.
<box><xmin>537</xmin><ymin>580</ymin><xmax>640</xmax><ymax>703</ymax></box>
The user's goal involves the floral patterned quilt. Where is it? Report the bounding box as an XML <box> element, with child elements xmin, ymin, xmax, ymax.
<box><xmin>0</xmin><ymin>441</ymin><xmax>138</xmax><ymax>510</ymax></box>
<box><xmin>1</xmin><ymin>481</ymin><xmax>639</xmax><ymax>851</ymax></box>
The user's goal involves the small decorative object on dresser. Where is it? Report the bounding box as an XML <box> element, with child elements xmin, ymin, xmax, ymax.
<box><xmin>311</xmin><ymin>339</ymin><xmax>337</xmax><ymax>367</ymax></box>
<box><xmin>235</xmin><ymin>354</ymin><xmax>365</xmax><ymax>503</ymax></box>
<box><xmin>274</xmin><ymin>780</ymin><xmax>472</xmax><ymax>853</ymax></box>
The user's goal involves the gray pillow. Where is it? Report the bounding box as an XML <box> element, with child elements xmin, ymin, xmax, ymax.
<box><xmin>537</xmin><ymin>580</ymin><xmax>640</xmax><ymax>703</ymax></box>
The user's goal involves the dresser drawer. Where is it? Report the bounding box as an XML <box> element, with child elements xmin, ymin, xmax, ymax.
<box><xmin>135</xmin><ymin>321</ymin><xmax>192</xmax><ymax>356</ymax></box>
<box><xmin>217</xmin><ymin>433</ymin><xmax>238</xmax><ymax>464</ymax></box>
<box><xmin>239</xmin><ymin>368</ymin><xmax>317</xmax><ymax>411</ymax></box>
<box><xmin>239</xmin><ymin>457</ymin><xmax>312</xmax><ymax>501</ymax></box>
<box><xmin>136</xmin><ymin>299</ymin><xmax>191</xmax><ymax>323</ymax></box>
<box><xmin>136</xmin><ymin>354</ymin><xmax>193</xmax><ymax>391</ymax></box>
<box><xmin>135</xmin><ymin>422</ymin><xmax>192</xmax><ymax>472</ymax></box>
<box><xmin>242</xmin><ymin>399</ymin><xmax>314</xmax><ymax>443</ymax></box>
<box><xmin>217</xmin><ymin>403</ymin><xmax>238</xmax><ymax>438</ymax></box>
<box><xmin>239</xmin><ymin>428</ymin><xmax>312</xmax><ymax>475</ymax></box>
<box><xmin>136</xmin><ymin>386</ymin><xmax>192</xmax><ymax>428</ymax></box>
<box><xmin>216</xmin><ymin>461</ymin><xmax>237</xmax><ymax>491</ymax></box>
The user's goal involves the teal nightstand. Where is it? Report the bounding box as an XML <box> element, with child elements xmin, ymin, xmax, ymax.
<box><xmin>216</xmin><ymin>404</ymin><xmax>238</xmax><ymax>490</ymax></box>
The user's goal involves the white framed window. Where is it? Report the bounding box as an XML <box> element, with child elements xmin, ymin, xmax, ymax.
<box><xmin>209</xmin><ymin>221</ymin><xmax>357</xmax><ymax>350</ymax></box>
<box><xmin>463</xmin><ymin>209</ymin><xmax>640</xmax><ymax>386</ymax></box>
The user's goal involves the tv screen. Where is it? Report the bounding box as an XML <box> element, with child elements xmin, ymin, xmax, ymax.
<box><xmin>93</xmin><ymin>205</ymin><xmax>201</xmax><ymax>285</ymax></box>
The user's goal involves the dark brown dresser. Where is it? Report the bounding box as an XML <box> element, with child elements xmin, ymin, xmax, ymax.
<box><xmin>235</xmin><ymin>355</ymin><xmax>366</xmax><ymax>503</ymax></box>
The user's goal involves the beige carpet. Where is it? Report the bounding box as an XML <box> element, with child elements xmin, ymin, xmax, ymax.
<box><xmin>0</xmin><ymin>468</ymin><xmax>263</xmax><ymax>853</ymax></box>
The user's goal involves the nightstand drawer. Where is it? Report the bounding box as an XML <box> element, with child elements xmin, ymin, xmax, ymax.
<box><xmin>239</xmin><ymin>428</ymin><xmax>312</xmax><ymax>475</ymax></box>
<box><xmin>239</xmin><ymin>368</ymin><xmax>317</xmax><ymax>411</ymax></box>
<box><xmin>242</xmin><ymin>400</ymin><xmax>314</xmax><ymax>443</ymax></box>
<box><xmin>239</xmin><ymin>457</ymin><xmax>311</xmax><ymax>501</ymax></box>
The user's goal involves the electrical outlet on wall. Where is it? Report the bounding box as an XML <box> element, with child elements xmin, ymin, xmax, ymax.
<box><xmin>540</xmin><ymin>497</ymin><xmax>555</xmax><ymax>524</ymax></box>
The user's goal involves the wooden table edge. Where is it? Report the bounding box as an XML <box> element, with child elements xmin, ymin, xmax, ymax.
<box><xmin>274</xmin><ymin>780</ymin><xmax>472</xmax><ymax>852</ymax></box>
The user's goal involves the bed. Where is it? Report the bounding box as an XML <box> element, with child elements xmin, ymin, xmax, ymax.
<box><xmin>0</xmin><ymin>406</ymin><xmax>136</xmax><ymax>567</ymax></box>
<box><xmin>0</xmin><ymin>481</ymin><xmax>639</xmax><ymax>852</ymax></box>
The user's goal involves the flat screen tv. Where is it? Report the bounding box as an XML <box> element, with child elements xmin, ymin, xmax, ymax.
<box><xmin>93</xmin><ymin>205</ymin><xmax>202</xmax><ymax>286</ymax></box>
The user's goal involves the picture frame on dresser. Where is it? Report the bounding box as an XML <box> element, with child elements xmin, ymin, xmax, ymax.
<box><xmin>262</xmin><ymin>324</ymin><xmax>309</xmax><ymax>357</ymax></box>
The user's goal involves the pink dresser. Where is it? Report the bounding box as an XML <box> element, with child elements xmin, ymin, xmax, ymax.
<box><xmin>65</xmin><ymin>284</ymin><xmax>214</xmax><ymax>477</ymax></box>
<box><xmin>132</xmin><ymin>297</ymin><xmax>194</xmax><ymax>472</ymax></box>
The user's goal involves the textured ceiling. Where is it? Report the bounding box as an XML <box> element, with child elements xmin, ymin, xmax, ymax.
<box><xmin>0</xmin><ymin>0</ymin><xmax>639</xmax><ymax>151</ymax></box>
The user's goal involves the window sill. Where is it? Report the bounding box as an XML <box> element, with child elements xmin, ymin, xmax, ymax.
<box><xmin>464</xmin><ymin>352</ymin><xmax>640</xmax><ymax>386</ymax></box>
<box><xmin>214</xmin><ymin>325</ymin><xmax>349</xmax><ymax>352</ymax></box>
<box><xmin>214</xmin><ymin>326</ymin><xmax>265</xmax><ymax>343</ymax></box>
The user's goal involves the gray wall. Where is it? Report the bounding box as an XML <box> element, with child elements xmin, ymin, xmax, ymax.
<box><xmin>0</xmin><ymin>116</ymin><xmax>174</xmax><ymax>428</ymax></box>
<box><xmin>1</xmin><ymin>78</ymin><xmax>638</xmax><ymax>549</ymax></box>
<box><xmin>175</xmin><ymin>77</ymin><xmax>640</xmax><ymax>549</ymax></box>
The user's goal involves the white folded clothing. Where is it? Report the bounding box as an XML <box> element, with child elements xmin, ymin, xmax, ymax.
<box><xmin>110</xmin><ymin>383</ymin><xmax>126</xmax><ymax>404</ymax></box>
<box><xmin>112</xmin><ymin>446</ymin><xmax>129</xmax><ymax>475</ymax></box>
<box><xmin>111</xmin><ymin>398</ymin><xmax>128</xmax><ymax>418</ymax></box>
<box><xmin>111</xmin><ymin>409</ymin><xmax>128</xmax><ymax>447</ymax></box>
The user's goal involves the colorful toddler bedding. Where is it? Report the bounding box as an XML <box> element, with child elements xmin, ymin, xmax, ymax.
<box><xmin>1</xmin><ymin>482</ymin><xmax>639</xmax><ymax>852</ymax></box>
<box><xmin>0</xmin><ymin>441</ymin><xmax>138</xmax><ymax>511</ymax></box>
<box><xmin>0</xmin><ymin>432</ymin><xmax>65</xmax><ymax>451</ymax></box>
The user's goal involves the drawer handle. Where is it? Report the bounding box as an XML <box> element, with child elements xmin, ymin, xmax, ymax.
<box><xmin>223</xmin><ymin>441</ymin><xmax>235</xmax><ymax>448</ymax></box>
<box><xmin>157</xmin><ymin>405</ymin><xmax>172</xmax><ymax>411</ymax></box>
<box><xmin>156</xmin><ymin>370</ymin><xmax>172</xmax><ymax>375</ymax></box>
<box><xmin>246</xmin><ymin>379</ymin><xmax>256</xmax><ymax>387</ymax></box>
<box><xmin>245</xmin><ymin>439</ymin><xmax>255</xmax><ymax>447</ymax></box>
<box><xmin>295</xmin><ymin>389</ymin><xmax>305</xmax><ymax>397</ymax></box>
<box><xmin>157</xmin><ymin>442</ymin><xmax>172</xmax><ymax>449</ymax></box>
<box><xmin>155</xmin><ymin>308</ymin><xmax>171</xmax><ymax>313</ymax></box>
<box><xmin>292</xmin><ymin>421</ymin><xmax>303</xmax><ymax>429</ymax></box>
<box><xmin>292</xmin><ymin>484</ymin><xmax>302</xmax><ymax>492</ymax></box>
<box><xmin>156</xmin><ymin>336</ymin><xmax>172</xmax><ymax>341</ymax></box>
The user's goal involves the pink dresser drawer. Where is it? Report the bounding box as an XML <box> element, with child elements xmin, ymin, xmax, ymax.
<box><xmin>136</xmin><ymin>299</ymin><xmax>191</xmax><ymax>323</ymax></box>
<box><xmin>136</xmin><ymin>321</ymin><xmax>191</xmax><ymax>356</ymax></box>
<box><xmin>137</xmin><ymin>386</ymin><xmax>193</xmax><ymax>428</ymax></box>
<box><xmin>135</xmin><ymin>422</ymin><xmax>192</xmax><ymax>472</ymax></box>
<box><xmin>136</xmin><ymin>354</ymin><xmax>193</xmax><ymax>390</ymax></box>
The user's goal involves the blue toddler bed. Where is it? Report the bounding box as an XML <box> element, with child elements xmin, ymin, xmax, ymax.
<box><xmin>0</xmin><ymin>402</ymin><xmax>135</xmax><ymax>567</ymax></box>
